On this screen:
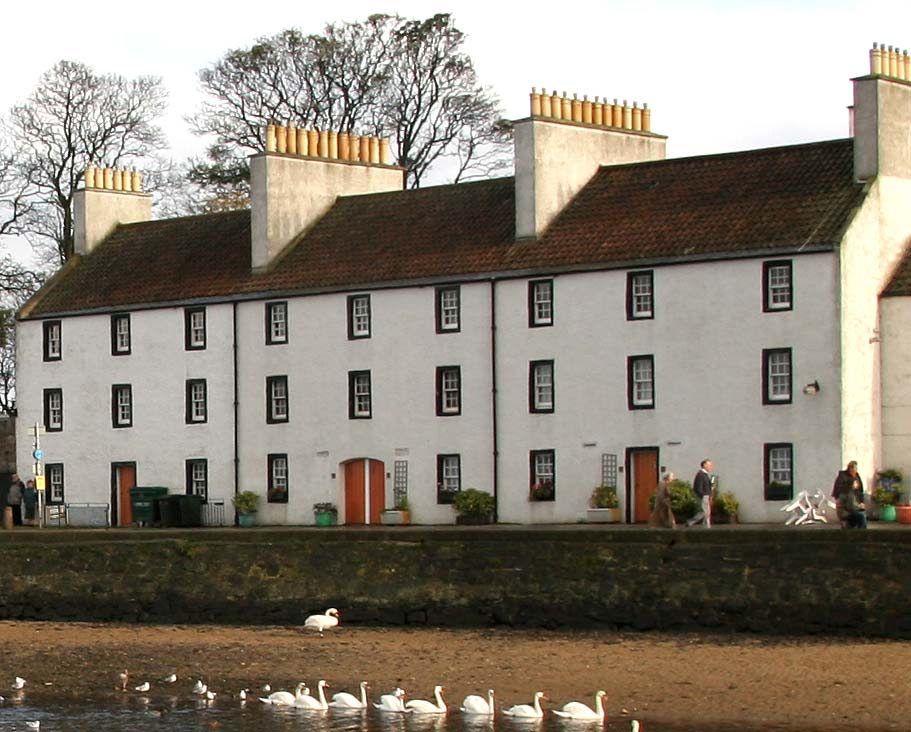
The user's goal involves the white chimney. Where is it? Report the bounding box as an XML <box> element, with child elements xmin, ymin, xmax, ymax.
<box><xmin>73</xmin><ymin>167</ymin><xmax>152</xmax><ymax>255</ymax></box>
<box><xmin>853</xmin><ymin>44</ymin><xmax>911</xmax><ymax>181</ymax></box>
<box><xmin>515</xmin><ymin>89</ymin><xmax>667</xmax><ymax>240</ymax></box>
<box><xmin>250</xmin><ymin>124</ymin><xmax>404</xmax><ymax>272</ymax></box>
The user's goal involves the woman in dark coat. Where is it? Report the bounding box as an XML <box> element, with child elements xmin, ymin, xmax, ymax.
<box><xmin>649</xmin><ymin>472</ymin><xmax>677</xmax><ymax>528</ymax></box>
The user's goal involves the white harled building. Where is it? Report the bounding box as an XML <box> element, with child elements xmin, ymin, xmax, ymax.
<box><xmin>15</xmin><ymin>46</ymin><xmax>911</xmax><ymax>525</ymax></box>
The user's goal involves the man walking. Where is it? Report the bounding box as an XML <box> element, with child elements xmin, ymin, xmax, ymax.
<box><xmin>687</xmin><ymin>459</ymin><xmax>714</xmax><ymax>527</ymax></box>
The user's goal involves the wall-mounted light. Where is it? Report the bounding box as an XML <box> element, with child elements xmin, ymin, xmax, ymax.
<box><xmin>803</xmin><ymin>380</ymin><xmax>821</xmax><ymax>396</ymax></box>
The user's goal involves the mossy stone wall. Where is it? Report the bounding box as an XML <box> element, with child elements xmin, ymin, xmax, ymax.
<box><xmin>0</xmin><ymin>527</ymin><xmax>908</xmax><ymax>635</ymax></box>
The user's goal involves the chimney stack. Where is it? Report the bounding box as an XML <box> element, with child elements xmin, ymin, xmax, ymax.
<box><xmin>854</xmin><ymin>42</ymin><xmax>911</xmax><ymax>181</ymax></box>
<box><xmin>250</xmin><ymin>123</ymin><xmax>403</xmax><ymax>271</ymax></box>
<box><xmin>515</xmin><ymin>87</ymin><xmax>667</xmax><ymax>240</ymax></box>
<box><xmin>73</xmin><ymin>165</ymin><xmax>152</xmax><ymax>255</ymax></box>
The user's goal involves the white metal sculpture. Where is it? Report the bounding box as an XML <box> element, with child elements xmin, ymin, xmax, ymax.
<box><xmin>781</xmin><ymin>490</ymin><xmax>836</xmax><ymax>526</ymax></box>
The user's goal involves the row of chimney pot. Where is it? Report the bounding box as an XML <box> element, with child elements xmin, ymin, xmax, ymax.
<box><xmin>84</xmin><ymin>166</ymin><xmax>142</xmax><ymax>193</ymax></box>
<box><xmin>265</xmin><ymin>123</ymin><xmax>392</xmax><ymax>165</ymax></box>
<box><xmin>870</xmin><ymin>43</ymin><xmax>911</xmax><ymax>81</ymax></box>
<box><xmin>530</xmin><ymin>88</ymin><xmax>652</xmax><ymax>133</ymax></box>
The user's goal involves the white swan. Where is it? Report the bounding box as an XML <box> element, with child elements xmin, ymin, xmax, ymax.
<box><xmin>553</xmin><ymin>690</ymin><xmax>606</xmax><ymax>720</ymax></box>
<box><xmin>192</xmin><ymin>680</ymin><xmax>207</xmax><ymax>695</ymax></box>
<box><xmin>134</xmin><ymin>681</ymin><xmax>151</xmax><ymax>692</ymax></box>
<box><xmin>330</xmin><ymin>680</ymin><xmax>368</xmax><ymax>709</ymax></box>
<box><xmin>503</xmin><ymin>691</ymin><xmax>545</xmax><ymax>719</ymax></box>
<box><xmin>162</xmin><ymin>673</ymin><xmax>177</xmax><ymax>684</ymax></box>
<box><xmin>304</xmin><ymin>608</ymin><xmax>340</xmax><ymax>633</ymax></box>
<box><xmin>405</xmin><ymin>685</ymin><xmax>446</xmax><ymax>715</ymax></box>
<box><xmin>12</xmin><ymin>677</ymin><xmax>26</xmax><ymax>690</ymax></box>
<box><xmin>260</xmin><ymin>682</ymin><xmax>301</xmax><ymax>705</ymax></box>
<box><xmin>294</xmin><ymin>679</ymin><xmax>329</xmax><ymax>710</ymax></box>
<box><xmin>461</xmin><ymin>689</ymin><xmax>495</xmax><ymax>715</ymax></box>
<box><xmin>375</xmin><ymin>687</ymin><xmax>407</xmax><ymax>712</ymax></box>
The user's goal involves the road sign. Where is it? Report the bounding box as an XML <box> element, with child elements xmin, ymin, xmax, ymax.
<box><xmin>33</xmin><ymin>449</ymin><xmax>44</xmax><ymax>460</ymax></box>
<box><xmin>35</xmin><ymin>475</ymin><xmax>46</xmax><ymax>491</ymax></box>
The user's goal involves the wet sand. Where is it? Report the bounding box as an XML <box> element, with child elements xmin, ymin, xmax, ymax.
<box><xmin>1</xmin><ymin>621</ymin><xmax>908</xmax><ymax>731</ymax></box>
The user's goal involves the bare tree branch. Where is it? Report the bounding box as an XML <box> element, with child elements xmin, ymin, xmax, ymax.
<box><xmin>9</xmin><ymin>60</ymin><xmax>168</xmax><ymax>262</ymax></box>
<box><xmin>188</xmin><ymin>13</ymin><xmax>511</xmax><ymax>202</ymax></box>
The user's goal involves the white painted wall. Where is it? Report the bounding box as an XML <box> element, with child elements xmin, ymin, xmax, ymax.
<box><xmin>15</xmin><ymin>305</ymin><xmax>236</xmax><ymax>511</ymax></box>
<box><xmin>880</xmin><ymin>296</ymin><xmax>911</xmax><ymax>482</ymax></box>
<box><xmin>235</xmin><ymin>284</ymin><xmax>495</xmax><ymax>525</ymax></box>
<box><xmin>16</xmin><ymin>251</ymin><xmax>847</xmax><ymax>526</ymax></box>
<box><xmin>494</xmin><ymin>253</ymin><xmax>842</xmax><ymax>523</ymax></box>
<box><xmin>838</xmin><ymin>175</ymin><xmax>911</xmax><ymax>486</ymax></box>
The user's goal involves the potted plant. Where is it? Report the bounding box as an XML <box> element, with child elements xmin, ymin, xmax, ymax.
<box><xmin>380</xmin><ymin>496</ymin><xmax>411</xmax><ymax>525</ymax></box>
<box><xmin>529</xmin><ymin>481</ymin><xmax>555</xmax><ymax>502</ymax></box>
<box><xmin>873</xmin><ymin>469</ymin><xmax>903</xmax><ymax>522</ymax></box>
<box><xmin>587</xmin><ymin>484</ymin><xmax>620</xmax><ymax>523</ymax></box>
<box><xmin>667</xmin><ymin>479</ymin><xmax>698</xmax><ymax>523</ymax></box>
<box><xmin>232</xmin><ymin>490</ymin><xmax>260</xmax><ymax>527</ymax></box>
<box><xmin>712</xmin><ymin>491</ymin><xmax>740</xmax><ymax>524</ymax></box>
<box><xmin>313</xmin><ymin>502</ymin><xmax>338</xmax><ymax>526</ymax></box>
<box><xmin>452</xmin><ymin>488</ymin><xmax>495</xmax><ymax>525</ymax></box>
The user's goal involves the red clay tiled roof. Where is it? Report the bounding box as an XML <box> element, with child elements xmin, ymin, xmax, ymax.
<box><xmin>23</xmin><ymin>138</ymin><xmax>866</xmax><ymax>318</ymax></box>
<box><xmin>883</xmin><ymin>247</ymin><xmax>911</xmax><ymax>296</ymax></box>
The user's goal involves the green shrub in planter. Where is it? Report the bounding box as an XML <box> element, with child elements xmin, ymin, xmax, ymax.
<box><xmin>590</xmin><ymin>484</ymin><xmax>619</xmax><ymax>509</ymax></box>
<box><xmin>712</xmin><ymin>490</ymin><xmax>740</xmax><ymax>517</ymax></box>
<box><xmin>232</xmin><ymin>490</ymin><xmax>260</xmax><ymax>515</ymax></box>
<box><xmin>667</xmin><ymin>479</ymin><xmax>697</xmax><ymax>520</ymax></box>
<box><xmin>452</xmin><ymin>488</ymin><xmax>495</xmax><ymax>520</ymax></box>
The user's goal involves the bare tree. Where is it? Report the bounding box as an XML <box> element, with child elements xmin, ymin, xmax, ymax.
<box><xmin>0</xmin><ymin>260</ymin><xmax>44</xmax><ymax>416</ymax></box>
<box><xmin>9</xmin><ymin>60</ymin><xmax>168</xmax><ymax>263</ymax></box>
<box><xmin>189</xmin><ymin>13</ymin><xmax>511</xmax><ymax>202</ymax></box>
<box><xmin>0</xmin><ymin>135</ymin><xmax>30</xmax><ymax>240</ymax></box>
<box><xmin>382</xmin><ymin>14</ymin><xmax>511</xmax><ymax>187</ymax></box>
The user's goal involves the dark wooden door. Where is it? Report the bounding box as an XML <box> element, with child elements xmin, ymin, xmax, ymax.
<box><xmin>344</xmin><ymin>461</ymin><xmax>366</xmax><ymax>525</ymax></box>
<box><xmin>630</xmin><ymin>449</ymin><xmax>659</xmax><ymax>523</ymax></box>
<box><xmin>369</xmin><ymin>460</ymin><xmax>385</xmax><ymax>524</ymax></box>
<box><xmin>113</xmin><ymin>463</ymin><xmax>136</xmax><ymax>526</ymax></box>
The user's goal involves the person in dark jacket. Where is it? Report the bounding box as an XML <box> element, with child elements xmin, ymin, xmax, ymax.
<box><xmin>7</xmin><ymin>472</ymin><xmax>24</xmax><ymax>526</ymax></box>
<box><xmin>833</xmin><ymin>461</ymin><xmax>866</xmax><ymax>528</ymax></box>
<box><xmin>687</xmin><ymin>459</ymin><xmax>714</xmax><ymax>527</ymax></box>
<box><xmin>832</xmin><ymin>460</ymin><xmax>864</xmax><ymax>501</ymax></box>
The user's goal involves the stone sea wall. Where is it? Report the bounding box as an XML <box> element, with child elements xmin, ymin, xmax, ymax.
<box><xmin>0</xmin><ymin>527</ymin><xmax>908</xmax><ymax>636</ymax></box>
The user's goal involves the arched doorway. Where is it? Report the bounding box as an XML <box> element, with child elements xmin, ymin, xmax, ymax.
<box><xmin>343</xmin><ymin>458</ymin><xmax>385</xmax><ymax>525</ymax></box>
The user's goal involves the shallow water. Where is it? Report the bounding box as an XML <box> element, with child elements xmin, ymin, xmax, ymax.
<box><xmin>0</xmin><ymin>693</ymin><xmax>834</xmax><ymax>732</ymax></box>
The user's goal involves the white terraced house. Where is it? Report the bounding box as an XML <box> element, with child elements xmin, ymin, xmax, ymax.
<box><xmin>15</xmin><ymin>45</ymin><xmax>911</xmax><ymax>526</ymax></box>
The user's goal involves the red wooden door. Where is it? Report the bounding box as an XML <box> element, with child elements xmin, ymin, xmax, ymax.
<box><xmin>345</xmin><ymin>461</ymin><xmax>366</xmax><ymax>525</ymax></box>
<box><xmin>117</xmin><ymin>464</ymin><xmax>136</xmax><ymax>526</ymax></box>
<box><xmin>631</xmin><ymin>450</ymin><xmax>658</xmax><ymax>523</ymax></box>
<box><xmin>369</xmin><ymin>460</ymin><xmax>385</xmax><ymax>524</ymax></box>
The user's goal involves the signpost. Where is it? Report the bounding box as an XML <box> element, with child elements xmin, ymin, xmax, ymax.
<box><xmin>31</xmin><ymin>423</ymin><xmax>46</xmax><ymax>528</ymax></box>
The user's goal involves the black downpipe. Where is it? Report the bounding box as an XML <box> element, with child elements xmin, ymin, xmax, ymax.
<box><xmin>232</xmin><ymin>301</ymin><xmax>239</xmax><ymax>525</ymax></box>
<box><xmin>490</xmin><ymin>279</ymin><xmax>499</xmax><ymax>522</ymax></box>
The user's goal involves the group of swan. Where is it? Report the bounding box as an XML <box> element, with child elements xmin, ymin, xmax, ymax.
<box><xmin>259</xmin><ymin>683</ymin><xmax>609</xmax><ymax>721</ymax></box>
<box><xmin>260</xmin><ymin>679</ymin><xmax>331</xmax><ymax>709</ymax></box>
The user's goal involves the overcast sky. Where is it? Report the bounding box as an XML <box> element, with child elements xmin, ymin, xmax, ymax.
<box><xmin>3</xmin><ymin>0</ymin><xmax>911</xmax><ymax>237</ymax></box>
<box><xmin>6</xmin><ymin>0</ymin><xmax>911</xmax><ymax>160</ymax></box>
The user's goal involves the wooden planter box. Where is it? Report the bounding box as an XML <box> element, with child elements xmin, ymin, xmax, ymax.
<box><xmin>380</xmin><ymin>510</ymin><xmax>411</xmax><ymax>525</ymax></box>
<box><xmin>455</xmin><ymin>515</ymin><xmax>493</xmax><ymax>525</ymax></box>
<box><xmin>586</xmin><ymin>508</ymin><xmax>620</xmax><ymax>523</ymax></box>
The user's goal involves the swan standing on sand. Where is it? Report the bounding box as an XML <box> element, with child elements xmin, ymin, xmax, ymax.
<box><xmin>330</xmin><ymin>681</ymin><xmax>369</xmax><ymax>709</ymax></box>
<box><xmin>375</xmin><ymin>687</ymin><xmax>407</xmax><ymax>712</ymax></box>
<box><xmin>553</xmin><ymin>690</ymin><xmax>607</xmax><ymax>720</ymax></box>
<box><xmin>503</xmin><ymin>691</ymin><xmax>546</xmax><ymax>719</ymax></box>
<box><xmin>294</xmin><ymin>679</ymin><xmax>329</xmax><ymax>709</ymax></box>
<box><xmin>260</xmin><ymin>682</ymin><xmax>306</xmax><ymax>706</ymax></box>
<box><xmin>304</xmin><ymin>608</ymin><xmax>340</xmax><ymax>634</ymax></box>
<box><xmin>461</xmin><ymin>689</ymin><xmax>495</xmax><ymax>715</ymax></box>
<box><xmin>405</xmin><ymin>685</ymin><xmax>447</xmax><ymax>715</ymax></box>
